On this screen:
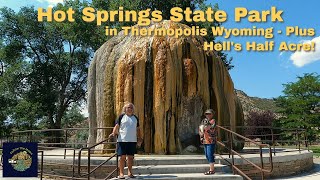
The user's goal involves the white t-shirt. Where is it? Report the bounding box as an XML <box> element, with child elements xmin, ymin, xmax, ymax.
<box><xmin>116</xmin><ymin>114</ymin><xmax>139</xmax><ymax>142</ymax></box>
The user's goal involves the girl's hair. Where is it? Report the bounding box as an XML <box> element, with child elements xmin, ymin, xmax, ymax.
<box><xmin>122</xmin><ymin>102</ymin><xmax>135</xmax><ymax>113</ymax></box>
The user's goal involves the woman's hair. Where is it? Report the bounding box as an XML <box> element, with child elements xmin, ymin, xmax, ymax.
<box><xmin>122</xmin><ymin>102</ymin><xmax>135</xmax><ymax>113</ymax></box>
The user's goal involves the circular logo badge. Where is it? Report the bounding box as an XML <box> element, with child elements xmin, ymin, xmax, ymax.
<box><xmin>9</xmin><ymin>151</ymin><xmax>32</xmax><ymax>172</ymax></box>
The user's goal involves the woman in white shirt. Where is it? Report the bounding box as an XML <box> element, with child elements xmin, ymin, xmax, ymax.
<box><xmin>109</xmin><ymin>102</ymin><xmax>142</xmax><ymax>179</ymax></box>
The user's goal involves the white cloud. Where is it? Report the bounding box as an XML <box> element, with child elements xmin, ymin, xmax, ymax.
<box><xmin>37</xmin><ymin>0</ymin><xmax>63</xmax><ymax>6</ymax></box>
<box><xmin>290</xmin><ymin>36</ymin><xmax>320</xmax><ymax>67</ymax></box>
<box><xmin>80</xmin><ymin>102</ymin><xmax>89</xmax><ymax>117</ymax></box>
<box><xmin>81</xmin><ymin>106</ymin><xmax>89</xmax><ymax>117</ymax></box>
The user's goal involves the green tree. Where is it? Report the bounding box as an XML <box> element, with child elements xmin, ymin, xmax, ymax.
<box><xmin>62</xmin><ymin>104</ymin><xmax>85</xmax><ymax>128</ymax></box>
<box><xmin>0</xmin><ymin>0</ymin><xmax>233</xmax><ymax>137</ymax></box>
<box><xmin>0</xmin><ymin>38</ymin><xmax>30</xmax><ymax>134</ymax></box>
<box><xmin>0</xmin><ymin>96</ymin><xmax>12</xmax><ymax>138</ymax></box>
<box><xmin>245</xmin><ymin>110</ymin><xmax>275</xmax><ymax>137</ymax></box>
<box><xmin>0</xmin><ymin>1</ymin><xmax>105</xmax><ymax>138</ymax></box>
<box><xmin>275</xmin><ymin>73</ymin><xmax>320</xmax><ymax>142</ymax></box>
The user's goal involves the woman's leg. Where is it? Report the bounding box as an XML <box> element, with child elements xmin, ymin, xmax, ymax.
<box><xmin>204</xmin><ymin>144</ymin><xmax>215</xmax><ymax>174</ymax></box>
<box><xmin>117</xmin><ymin>142</ymin><xmax>126</xmax><ymax>178</ymax></box>
<box><xmin>119</xmin><ymin>155</ymin><xmax>126</xmax><ymax>177</ymax></box>
<box><xmin>209</xmin><ymin>163</ymin><xmax>215</xmax><ymax>172</ymax></box>
<box><xmin>127</xmin><ymin>142</ymin><xmax>136</xmax><ymax>176</ymax></box>
<box><xmin>208</xmin><ymin>144</ymin><xmax>215</xmax><ymax>171</ymax></box>
<box><xmin>127</xmin><ymin>155</ymin><xmax>134</xmax><ymax>176</ymax></box>
<box><xmin>204</xmin><ymin>144</ymin><xmax>210</xmax><ymax>162</ymax></box>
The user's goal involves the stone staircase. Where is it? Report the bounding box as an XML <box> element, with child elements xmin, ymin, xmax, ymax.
<box><xmin>40</xmin><ymin>155</ymin><xmax>243</xmax><ymax>179</ymax></box>
<box><xmin>117</xmin><ymin>155</ymin><xmax>243</xmax><ymax>179</ymax></box>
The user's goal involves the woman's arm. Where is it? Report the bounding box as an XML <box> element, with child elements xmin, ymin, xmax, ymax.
<box><xmin>214</xmin><ymin>127</ymin><xmax>218</xmax><ymax>143</ymax></box>
<box><xmin>109</xmin><ymin>124</ymin><xmax>119</xmax><ymax>137</ymax></box>
<box><xmin>137</xmin><ymin>127</ymin><xmax>143</xmax><ymax>146</ymax></box>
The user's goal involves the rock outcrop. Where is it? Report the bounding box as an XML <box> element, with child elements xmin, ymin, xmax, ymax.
<box><xmin>235</xmin><ymin>89</ymin><xmax>282</xmax><ymax>121</ymax></box>
<box><xmin>87</xmin><ymin>20</ymin><xmax>244</xmax><ymax>154</ymax></box>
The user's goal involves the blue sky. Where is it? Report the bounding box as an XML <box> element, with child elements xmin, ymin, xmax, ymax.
<box><xmin>1</xmin><ymin>0</ymin><xmax>319</xmax><ymax>99</ymax></box>
<box><xmin>210</xmin><ymin>0</ymin><xmax>320</xmax><ymax>98</ymax></box>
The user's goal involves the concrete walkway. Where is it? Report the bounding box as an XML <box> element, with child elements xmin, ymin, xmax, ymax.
<box><xmin>1</xmin><ymin>161</ymin><xmax>320</xmax><ymax>180</ymax></box>
<box><xmin>1</xmin><ymin>162</ymin><xmax>320</xmax><ymax>180</ymax></box>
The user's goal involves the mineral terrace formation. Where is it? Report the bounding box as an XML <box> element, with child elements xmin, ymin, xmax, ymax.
<box><xmin>87</xmin><ymin>20</ymin><xmax>244</xmax><ymax>154</ymax></box>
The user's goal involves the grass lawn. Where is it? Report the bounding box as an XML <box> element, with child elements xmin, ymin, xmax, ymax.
<box><xmin>309</xmin><ymin>146</ymin><xmax>320</xmax><ymax>157</ymax></box>
<box><xmin>257</xmin><ymin>144</ymin><xmax>320</xmax><ymax>157</ymax></box>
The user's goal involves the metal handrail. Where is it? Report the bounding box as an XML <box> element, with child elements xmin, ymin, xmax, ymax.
<box><xmin>216</xmin><ymin>125</ymin><xmax>273</xmax><ymax>180</ymax></box>
<box><xmin>226</xmin><ymin>125</ymin><xmax>306</xmax><ymax>130</ymax></box>
<box><xmin>10</xmin><ymin>127</ymin><xmax>115</xmax><ymax>159</ymax></box>
<box><xmin>0</xmin><ymin>148</ymin><xmax>3</xmax><ymax>166</ymax></box>
<box><xmin>228</xmin><ymin>126</ymin><xmax>309</xmax><ymax>155</ymax></box>
<box><xmin>9</xmin><ymin>126</ymin><xmax>309</xmax><ymax>153</ymax></box>
<box><xmin>10</xmin><ymin>127</ymin><xmax>114</xmax><ymax>134</ymax></box>
<box><xmin>38</xmin><ymin>150</ymin><xmax>44</xmax><ymax>180</ymax></box>
<box><xmin>216</xmin><ymin>153</ymin><xmax>252</xmax><ymax>180</ymax></box>
<box><xmin>8</xmin><ymin>126</ymin><xmax>309</xmax><ymax>179</ymax></box>
<box><xmin>77</xmin><ymin>137</ymin><xmax>118</xmax><ymax>179</ymax></box>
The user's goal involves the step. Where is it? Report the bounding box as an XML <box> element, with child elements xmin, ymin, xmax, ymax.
<box><xmin>110</xmin><ymin>173</ymin><xmax>243</xmax><ymax>180</ymax></box>
<box><xmin>124</xmin><ymin>164</ymin><xmax>230</xmax><ymax>175</ymax></box>
<box><xmin>43</xmin><ymin>155</ymin><xmax>225</xmax><ymax>166</ymax></box>
<box><xmin>131</xmin><ymin>157</ymin><xmax>210</xmax><ymax>166</ymax></box>
<box><xmin>41</xmin><ymin>163</ymin><xmax>232</xmax><ymax>179</ymax></box>
<box><xmin>41</xmin><ymin>163</ymin><xmax>117</xmax><ymax>179</ymax></box>
<box><xmin>132</xmin><ymin>156</ymin><xmax>221</xmax><ymax>166</ymax></box>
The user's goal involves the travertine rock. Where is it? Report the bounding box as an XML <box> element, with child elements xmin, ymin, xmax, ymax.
<box><xmin>183</xmin><ymin>145</ymin><xmax>198</xmax><ymax>154</ymax></box>
<box><xmin>87</xmin><ymin>21</ymin><xmax>244</xmax><ymax>154</ymax></box>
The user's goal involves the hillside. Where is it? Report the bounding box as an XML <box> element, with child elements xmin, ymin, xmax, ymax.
<box><xmin>235</xmin><ymin>89</ymin><xmax>281</xmax><ymax>119</ymax></box>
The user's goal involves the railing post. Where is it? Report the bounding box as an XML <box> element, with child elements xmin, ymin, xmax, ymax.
<box><xmin>72</xmin><ymin>149</ymin><xmax>76</xmax><ymax>179</ymax></box>
<box><xmin>31</xmin><ymin>131</ymin><xmax>34</xmax><ymax>142</ymax></box>
<box><xmin>271</xmin><ymin>128</ymin><xmax>276</xmax><ymax>156</ymax></box>
<box><xmin>268</xmin><ymin>146</ymin><xmax>273</xmax><ymax>176</ymax></box>
<box><xmin>38</xmin><ymin>151</ymin><xmax>43</xmax><ymax>180</ymax></box>
<box><xmin>116</xmin><ymin>142</ymin><xmax>119</xmax><ymax>178</ymax></box>
<box><xmin>305</xmin><ymin>131</ymin><xmax>309</xmax><ymax>151</ymax></box>
<box><xmin>298</xmin><ymin>130</ymin><xmax>301</xmax><ymax>153</ymax></box>
<box><xmin>64</xmin><ymin>129</ymin><xmax>67</xmax><ymax>159</ymax></box>
<box><xmin>0</xmin><ymin>131</ymin><xmax>2</xmax><ymax>147</ymax></box>
<box><xmin>227</xmin><ymin>131</ymin><xmax>231</xmax><ymax>158</ymax></box>
<box><xmin>295</xmin><ymin>130</ymin><xmax>298</xmax><ymax>149</ymax></box>
<box><xmin>230</xmin><ymin>131</ymin><xmax>235</xmax><ymax>174</ymax></box>
<box><xmin>216</xmin><ymin>126</ymin><xmax>274</xmax><ymax>179</ymax></box>
<box><xmin>260</xmin><ymin>146</ymin><xmax>264</xmax><ymax>180</ymax></box>
<box><xmin>88</xmin><ymin>149</ymin><xmax>91</xmax><ymax>180</ymax></box>
<box><xmin>78</xmin><ymin>149</ymin><xmax>82</xmax><ymax>176</ymax></box>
